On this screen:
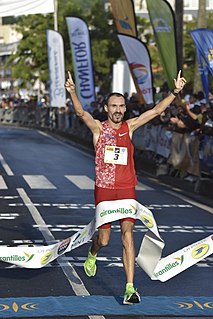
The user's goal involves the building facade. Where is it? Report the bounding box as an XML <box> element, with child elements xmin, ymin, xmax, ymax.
<box><xmin>134</xmin><ymin>0</ymin><xmax>213</xmax><ymax>21</ymax></box>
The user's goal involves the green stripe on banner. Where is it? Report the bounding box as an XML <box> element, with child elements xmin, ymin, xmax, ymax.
<box><xmin>0</xmin><ymin>296</ymin><xmax>212</xmax><ymax>317</ymax></box>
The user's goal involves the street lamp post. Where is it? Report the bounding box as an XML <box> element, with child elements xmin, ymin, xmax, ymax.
<box><xmin>54</xmin><ymin>0</ymin><xmax>58</xmax><ymax>31</ymax></box>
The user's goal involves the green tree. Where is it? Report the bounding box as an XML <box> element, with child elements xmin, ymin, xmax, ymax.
<box><xmin>5</xmin><ymin>13</ymin><xmax>54</xmax><ymax>88</ymax></box>
<box><xmin>5</xmin><ymin>0</ymin><xmax>123</xmax><ymax>94</ymax></box>
<box><xmin>6</xmin><ymin>1</ymin><xmax>212</xmax><ymax>96</ymax></box>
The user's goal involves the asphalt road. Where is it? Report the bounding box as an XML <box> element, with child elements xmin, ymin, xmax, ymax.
<box><xmin>0</xmin><ymin>125</ymin><xmax>212</xmax><ymax>319</ymax></box>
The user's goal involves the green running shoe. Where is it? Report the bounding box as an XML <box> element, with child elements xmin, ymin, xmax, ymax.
<box><xmin>84</xmin><ymin>250</ymin><xmax>97</xmax><ymax>277</ymax></box>
<box><xmin>123</xmin><ymin>286</ymin><xmax>141</xmax><ymax>305</ymax></box>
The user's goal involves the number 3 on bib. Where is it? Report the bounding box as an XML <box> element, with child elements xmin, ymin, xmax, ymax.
<box><xmin>104</xmin><ymin>146</ymin><xmax>128</xmax><ymax>165</ymax></box>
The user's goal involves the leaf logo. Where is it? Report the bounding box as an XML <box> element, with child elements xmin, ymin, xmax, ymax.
<box><xmin>24</xmin><ymin>252</ymin><xmax>35</xmax><ymax>263</ymax></box>
<box><xmin>174</xmin><ymin>255</ymin><xmax>184</xmax><ymax>265</ymax></box>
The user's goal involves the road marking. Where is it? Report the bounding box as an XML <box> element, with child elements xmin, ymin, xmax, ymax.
<box><xmin>0</xmin><ymin>173</ymin><xmax>155</xmax><ymax>191</ymax></box>
<box><xmin>66</xmin><ymin>175</ymin><xmax>154</xmax><ymax>191</ymax></box>
<box><xmin>0</xmin><ymin>213</ymin><xmax>19</xmax><ymax>220</ymax></box>
<box><xmin>65</xmin><ymin>175</ymin><xmax>94</xmax><ymax>189</ymax></box>
<box><xmin>31</xmin><ymin>223</ymin><xmax>213</xmax><ymax>234</ymax></box>
<box><xmin>0</xmin><ymin>153</ymin><xmax>14</xmax><ymax>176</ymax></box>
<box><xmin>17</xmin><ymin>187</ymin><xmax>105</xmax><ymax>319</ymax></box>
<box><xmin>165</xmin><ymin>190</ymin><xmax>213</xmax><ymax>214</ymax></box>
<box><xmin>136</xmin><ymin>182</ymin><xmax>153</xmax><ymax>191</ymax></box>
<box><xmin>0</xmin><ymin>195</ymin><xmax>19</xmax><ymax>199</ymax></box>
<box><xmin>8</xmin><ymin>202</ymin><xmax>192</xmax><ymax>210</ymax></box>
<box><xmin>0</xmin><ymin>175</ymin><xmax>8</xmax><ymax>189</ymax></box>
<box><xmin>17</xmin><ymin>188</ymin><xmax>90</xmax><ymax>295</ymax></box>
<box><xmin>23</xmin><ymin>175</ymin><xmax>56</xmax><ymax>189</ymax></box>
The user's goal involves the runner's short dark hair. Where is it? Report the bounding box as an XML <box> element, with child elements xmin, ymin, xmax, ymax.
<box><xmin>105</xmin><ymin>92</ymin><xmax>126</xmax><ymax>106</ymax></box>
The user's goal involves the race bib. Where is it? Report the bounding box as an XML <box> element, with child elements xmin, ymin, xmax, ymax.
<box><xmin>104</xmin><ymin>146</ymin><xmax>127</xmax><ymax>165</ymax></box>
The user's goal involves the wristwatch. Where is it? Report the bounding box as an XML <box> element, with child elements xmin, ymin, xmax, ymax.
<box><xmin>171</xmin><ymin>88</ymin><xmax>180</xmax><ymax>96</ymax></box>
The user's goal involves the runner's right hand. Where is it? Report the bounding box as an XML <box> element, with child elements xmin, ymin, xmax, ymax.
<box><xmin>64</xmin><ymin>71</ymin><xmax>76</xmax><ymax>94</ymax></box>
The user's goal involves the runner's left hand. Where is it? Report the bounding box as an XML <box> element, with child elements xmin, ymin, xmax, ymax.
<box><xmin>174</xmin><ymin>70</ymin><xmax>187</xmax><ymax>92</ymax></box>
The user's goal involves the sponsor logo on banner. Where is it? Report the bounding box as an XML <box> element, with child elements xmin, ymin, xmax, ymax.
<box><xmin>154</xmin><ymin>256</ymin><xmax>184</xmax><ymax>278</ymax></box>
<box><xmin>40</xmin><ymin>251</ymin><xmax>53</xmax><ymax>266</ymax></box>
<box><xmin>117</xmin><ymin>34</ymin><xmax>154</xmax><ymax>104</ymax></box>
<box><xmin>155</xmin><ymin>261</ymin><xmax>179</xmax><ymax>277</ymax></box>
<box><xmin>71</xmin><ymin>229</ymin><xmax>89</xmax><ymax>250</ymax></box>
<box><xmin>66</xmin><ymin>17</ymin><xmax>95</xmax><ymax>110</ymax></box>
<box><xmin>153</xmin><ymin>18</ymin><xmax>171</xmax><ymax>32</ymax></box>
<box><xmin>191</xmin><ymin>244</ymin><xmax>209</xmax><ymax>259</ymax></box>
<box><xmin>109</xmin><ymin>0</ymin><xmax>137</xmax><ymax>37</ymax></box>
<box><xmin>174</xmin><ymin>255</ymin><xmax>184</xmax><ymax>265</ymax></box>
<box><xmin>100</xmin><ymin>206</ymin><xmax>136</xmax><ymax>218</ymax></box>
<box><xmin>70</xmin><ymin>37</ymin><xmax>93</xmax><ymax>100</ymax></box>
<box><xmin>130</xmin><ymin>63</ymin><xmax>148</xmax><ymax>84</ymax></box>
<box><xmin>140</xmin><ymin>214</ymin><xmax>154</xmax><ymax>228</ymax></box>
<box><xmin>0</xmin><ymin>252</ymin><xmax>34</xmax><ymax>263</ymax></box>
<box><xmin>57</xmin><ymin>238</ymin><xmax>71</xmax><ymax>255</ymax></box>
<box><xmin>118</xmin><ymin>18</ymin><xmax>132</xmax><ymax>31</ymax></box>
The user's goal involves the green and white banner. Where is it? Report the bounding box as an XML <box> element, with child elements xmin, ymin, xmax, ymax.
<box><xmin>0</xmin><ymin>199</ymin><xmax>212</xmax><ymax>282</ymax></box>
<box><xmin>146</xmin><ymin>0</ymin><xmax>178</xmax><ymax>89</ymax></box>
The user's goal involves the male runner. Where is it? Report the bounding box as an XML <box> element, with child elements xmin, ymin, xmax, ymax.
<box><xmin>65</xmin><ymin>71</ymin><xmax>186</xmax><ymax>304</ymax></box>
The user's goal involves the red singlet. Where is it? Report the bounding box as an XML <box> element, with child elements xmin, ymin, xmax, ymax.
<box><xmin>95</xmin><ymin>121</ymin><xmax>137</xmax><ymax>229</ymax></box>
<box><xmin>95</xmin><ymin>121</ymin><xmax>137</xmax><ymax>189</ymax></box>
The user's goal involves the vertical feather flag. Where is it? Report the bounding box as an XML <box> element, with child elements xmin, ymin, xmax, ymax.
<box><xmin>146</xmin><ymin>0</ymin><xmax>178</xmax><ymax>89</ymax></box>
<box><xmin>109</xmin><ymin>0</ymin><xmax>137</xmax><ymax>37</ymax></box>
<box><xmin>109</xmin><ymin>0</ymin><xmax>153</xmax><ymax>104</ymax></box>
<box><xmin>190</xmin><ymin>28</ymin><xmax>213</xmax><ymax>102</ymax></box>
<box><xmin>66</xmin><ymin>17</ymin><xmax>95</xmax><ymax>111</ymax></box>
<box><xmin>118</xmin><ymin>34</ymin><xmax>154</xmax><ymax>104</ymax></box>
<box><xmin>46</xmin><ymin>30</ymin><xmax>66</xmax><ymax>107</ymax></box>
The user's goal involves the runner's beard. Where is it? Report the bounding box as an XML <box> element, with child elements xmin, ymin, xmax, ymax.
<box><xmin>110</xmin><ymin>112</ymin><xmax>124</xmax><ymax>123</ymax></box>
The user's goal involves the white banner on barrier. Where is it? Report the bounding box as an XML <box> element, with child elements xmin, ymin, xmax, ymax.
<box><xmin>0</xmin><ymin>0</ymin><xmax>54</xmax><ymax>17</ymax></box>
<box><xmin>156</xmin><ymin>127</ymin><xmax>173</xmax><ymax>158</ymax></box>
<box><xmin>0</xmin><ymin>199</ymin><xmax>212</xmax><ymax>283</ymax></box>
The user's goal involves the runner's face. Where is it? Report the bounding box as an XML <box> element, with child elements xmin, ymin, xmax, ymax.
<box><xmin>105</xmin><ymin>96</ymin><xmax>126</xmax><ymax>124</ymax></box>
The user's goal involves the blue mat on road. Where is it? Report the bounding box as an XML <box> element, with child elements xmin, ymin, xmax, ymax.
<box><xmin>0</xmin><ymin>295</ymin><xmax>212</xmax><ymax>317</ymax></box>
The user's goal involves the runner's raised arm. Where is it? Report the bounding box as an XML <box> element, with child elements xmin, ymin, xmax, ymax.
<box><xmin>64</xmin><ymin>71</ymin><xmax>101</xmax><ymax>139</ymax></box>
<box><xmin>128</xmin><ymin>70</ymin><xmax>187</xmax><ymax>133</ymax></box>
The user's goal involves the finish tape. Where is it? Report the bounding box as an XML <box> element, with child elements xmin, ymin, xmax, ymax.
<box><xmin>0</xmin><ymin>199</ymin><xmax>212</xmax><ymax>282</ymax></box>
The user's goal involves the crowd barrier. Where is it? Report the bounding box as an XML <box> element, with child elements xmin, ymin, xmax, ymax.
<box><xmin>0</xmin><ymin>106</ymin><xmax>212</xmax><ymax>191</ymax></box>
